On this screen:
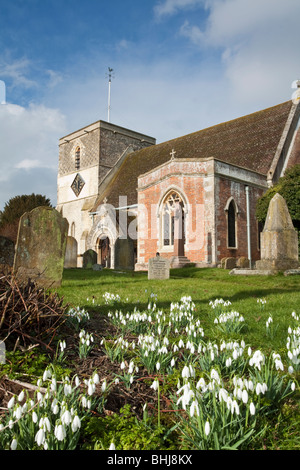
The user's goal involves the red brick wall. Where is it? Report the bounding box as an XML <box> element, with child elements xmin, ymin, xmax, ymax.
<box><xmin>215</xmin><ymin>177</ymin><xmax>264</xmax><ymax>263</ymax></box>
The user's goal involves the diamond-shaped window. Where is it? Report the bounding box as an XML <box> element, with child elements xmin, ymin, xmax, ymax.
<box><xmin>71</xmin><ymin>173</ymin><xmax>85</xmax><ymax>197</ymax></box>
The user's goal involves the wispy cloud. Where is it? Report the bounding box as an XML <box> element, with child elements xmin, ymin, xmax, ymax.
<box><xmin>154</xmin><ymin>0</ymin><xmax>204</xmax><ymax>19</ymax></box>
<box><xmin>0</xmin><ymin>57</ymin><xmax>37</xmax><ymax>90</ymax></box>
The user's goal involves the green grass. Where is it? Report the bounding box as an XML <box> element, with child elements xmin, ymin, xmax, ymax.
<box><xmin>57</xmin><ymin>266</ymin><xmax>300</xmax><ymax>353</ymax></box>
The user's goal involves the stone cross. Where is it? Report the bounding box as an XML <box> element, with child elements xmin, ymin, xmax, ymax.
<box><xmin>170</xmin><ymin>149</ymin><xmax>176</xmax><ymax>159</ymax></box>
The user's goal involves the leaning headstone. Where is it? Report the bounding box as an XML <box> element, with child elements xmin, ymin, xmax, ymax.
<box><xmin>0</xmin><ymin>236</ymin><xmax>15</xmax><ymax>267</ymax></box>
<box><xmin>114</xmin><ymin>238</ymin><xmax>135</xmax><ymax>271</ymax></box>
<box><xmin>13</xmin><ymin>207</ymin><xmax>68</xmax><ymax>288</ymax></box>
<box><xmin>148</xmin><ymin>256</ymin><xmax>170</xmax><ymax>280</ymax></box>
<box><xmin>82</xmin><ymin>249</ymin><xmax>97</xmax><ymax>269</ymax></box>
<box><xmin>64</xmin><ymin>236</ymin><xmax>77</xmax><ymax>268</ymax></box>
<box><xmin>224</xmin><ymin>257</ymin><xmax>236</xmax><ymax>270</ymax></box>
<box><xmin>255</xmin><ymin>193</ymin><xmax>299</xmax><ymax>272</ymax></box>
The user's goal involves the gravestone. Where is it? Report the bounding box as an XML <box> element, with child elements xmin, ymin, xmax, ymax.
<box><xmin>0</xmin><ymin>236</ymin><xmax>15</xmax><ymax>267</ymax></box>
<box><xmin>148</xmin><ymin>256</ymin><xmax>170</xmax><ymax>280</ymax></box>
<box><xmin>224</xmin><ymin>257</ymin><xmax>236</xmax><ymax>270</ymax></box>
<box><xmin>237</xmin><ymin>256</ymin><xmax>249</xmax><ymax>268</ymax></box>
<box><xmin>64</xmin><ymin>236</ymin><xmax>77</xmax><ymax>268</ymax></box>
<box><xmin>255</xmin><ymin>193</ymin><xmax>299</xmax><ymax>272</ymax></box>
<box><xmin>13</xmin><ymin>207</ymin><xmax>68</xmax><ymax>288</ymax></box>
<box><xmin>82</xmin><ymin>249</ymin><xmax>97</xmax><ymax>269</ymax></box>
<box><xmin>114</xmin><ymin>238</ymin><xmax>134</xmax><ymax>271</ymax></box>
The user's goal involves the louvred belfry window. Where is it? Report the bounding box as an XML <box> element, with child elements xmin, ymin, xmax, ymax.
<box><xmin>75</xmin><ymin>147</ymin><xmax>80</xmax><ymax>170</ymax></box>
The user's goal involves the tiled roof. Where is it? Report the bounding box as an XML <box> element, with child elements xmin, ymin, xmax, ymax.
<box><xmin>94</xmin><ymin>100</ymin><xmax>294</xmax><ymax>208</ymax></box>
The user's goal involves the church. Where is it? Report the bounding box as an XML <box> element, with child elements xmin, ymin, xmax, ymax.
<box><xmin>56</xmin><ymin>96</ymin><xmax>300</xmax><ymax>271</ymax></box>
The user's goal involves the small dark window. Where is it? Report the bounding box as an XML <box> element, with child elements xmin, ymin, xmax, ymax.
<box><xmin>75</xmin><ymin>147</ymin><xmax>80</xmax><ymax>170</ymax></box>
<box><xmin>228</xmin><ymin>200</ymin><xmax>236</xmax><ymax>248</ymax></box>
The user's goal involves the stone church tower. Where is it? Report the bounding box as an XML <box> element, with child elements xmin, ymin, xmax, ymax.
<box><xmin>56</xmin><ymin>120</ymin><xmax>155</xmax><ymax>266</ymax></box>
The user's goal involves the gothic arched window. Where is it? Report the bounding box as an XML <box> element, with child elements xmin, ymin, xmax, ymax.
<box><xmin>75</xmin><ymin>147</ymin><xmax>80</xmax><ymax>170</ymax></box>
<box><xmin>227</xmin><ymin>199</ymin><xmax>237</xmax><ymax>248</ymax></box>
<box><xmin>161</xmin><ymin>191</ymin><xmax>185</xmax><ymax>247</ymax></box>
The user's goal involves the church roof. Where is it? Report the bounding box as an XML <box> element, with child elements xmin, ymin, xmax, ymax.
<box><xmin>94</xmin><ymin>100</ymin><xmax>296</xmax><ymax>208</ymax></box>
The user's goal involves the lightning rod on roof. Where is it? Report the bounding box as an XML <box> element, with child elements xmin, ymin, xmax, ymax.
<box><xmin>107</xmin><ymin>67</ymin><xmax>114</xmax><ymax>122</ymax></box>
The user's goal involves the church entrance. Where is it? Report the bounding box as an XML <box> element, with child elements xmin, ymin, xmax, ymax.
<box><xmin>98</xmin><ymin>236</ymin><xmax>111</xmax><ymax>268</ymax></box>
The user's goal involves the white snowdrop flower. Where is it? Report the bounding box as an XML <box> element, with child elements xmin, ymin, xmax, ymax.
<box><xmin>182</xmin><ymin>365</ymin><xmax>190</xmax><ymax>379</ymax></box>
<box><xmin>109</xmin><ymin>442</ymin><xmax>116</xmax><ymax>450</ymax></box>
<box><xmin>171</xmin><ymin>358</ymin><xmax>176</xmax><ymax>367</ymax></box>
<box><xmin>248</xmin><ymin>380</ymin><xmax>254</xmax><ymax>391</ymax></box>
<box><xmin>43</xmin><ymin>369</ymin><xmax>51</xmax><ymax>382</ymax></box>
<box><xmin>18</xmin><ymin>390</ymin><xmax>25</xmax><ymax>402</ymax></box>
<box><xmin>32</xmin><ymin>411</ymin><xmax>38</xmax><ymax>423</ymax></box>
<box><xmin>7</xmin><ymin>396</ymin><xmax>15</xmax><ymax>409</ymax></box>
<box><xmin>156</xmin><ymin>362</ymin><xmax>160</xmax><ymax>371</ymax></box>
<box><xmin>93</xmin><ymin>373</ymin><xmax>100</xmax><ymax>384</ymax></box>
<box><xmin>226</xmin><ymin>358</ymin><xmax>232</xmax><ymax>367</ymax></box>
<box><xmin>13</xmin><ymin>405</ymin><xmax>22</xmax><ymax>420</ymax></box>
<box><xmin>288</xmin><ymin>365</ymin><xmax>294</xmax><ymax>374</ymax></box>
<box><xmin>35</xmin><ymin>428</ymin><xmax>45</xmax><ymax>447</ymax></box>
<box><xmin>61</xmin><ymin>409</ymin><xmax>72</xmax><ymax>426</ymax></box>
<box><xmin>204</xmin><ymin>421</ymin><xmax>210</xmax><ymax>436</ymax></box>
<box><xmin>71</xmin><ymin>415</ymin><xmax>81</xmax><ymax>433</ymax></box>
<box><xmin>150</xmin><ymin>379</ymin><xmax>159</xmax><ymax>391</ymax></box>
<box><xmin>242</xmin><ymin>389</ymin><xmax>249</xmax><ymax>404</ymax></box>
<box><xmin>291</xmin><ymin>382</ymin><xmax>296</xmax><ymax>391</ymax></box>
<box><xmin>249</xmin><ymin>402</ymin><xmax>256</xmax><ymax>416</ymax></box>
<box><xmin>218</xmin><ymin>388</ymin><xmax>229</xmax><ymax>403</ymax></box>
<box><xmin>101</xmin><ymin>380</ymin><xmax>107</xmax><ymax>392</ymax></box>
<box><xmin>54</xmin><ymin>423</ymin><xmax>66</xmax><ymax>441</ymax></box>
<box><xmin>10</xmin><ymin>438</ymin><xmax>18</xmax><ymax>450</ymax></box>
<box><xmin>190</xmin><ymin>400</ymin><xmax>199</xmax><ymax>417</ymax></box>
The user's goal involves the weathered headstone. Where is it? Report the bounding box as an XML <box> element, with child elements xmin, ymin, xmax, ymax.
<box><xmin>148</xmin><ymin>256</ymin><xmax>170</xmax><ymax>280</ymax></box>
<box><xmin>13</xmin><ymin>207</ymin><xmax>68</xmax><ymax>288</ymax></box>
<box><xmin>224</xmin><ymin>257</ymin><xmax>236</xmax><ymax>270</ymax></box>
<box><xmin>0</xmin><ymin>236</ymin><xmax>15</xmax><ymax>267</ymax></box>
<box><xmin>114</xmin><ymin>238</ymin><xmax>134</xmax><ymax>271</ymax></box>
<box><xmin>236</xmin><ymin>256</ymin><xmax>249</xmax><ymax>268</ymax></box>
<box><xmin>82</xmin><ymin>249</ymin><xmax>97</xmax><ymax>268</ymax></box>
<box><xmin>64</xmin><ymin>236</ymin><xmax>77</xmax><ymax>268</ymax></box>
<box><xmin>255</xmin><ymin>193</ymin><xmax>299</xmax><ymax>272</ymax></box>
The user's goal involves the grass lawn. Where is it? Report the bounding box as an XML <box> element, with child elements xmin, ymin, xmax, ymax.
<box><xmin>57</xmin><ymin>266</ymin><xmax>300</xmax><ymax>354</ymax></box>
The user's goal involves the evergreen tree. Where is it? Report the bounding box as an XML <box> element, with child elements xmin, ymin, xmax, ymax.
<box><xmin>0</xmin><ymin>194</ymin><xmax>53</xmax><ymax>242</ymax></box>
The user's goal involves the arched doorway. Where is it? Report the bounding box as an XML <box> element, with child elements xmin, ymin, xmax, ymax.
<box><xmin>97</xmin><ymin>236</ymin><xmax>111</xmax><ymax>267</ymax></box>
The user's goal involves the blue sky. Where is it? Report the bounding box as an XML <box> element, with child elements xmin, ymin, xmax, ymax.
<box><xmin>0</xmin><ymin>0</ymin><xmax>300</xmax><ymax>210</ymax></box>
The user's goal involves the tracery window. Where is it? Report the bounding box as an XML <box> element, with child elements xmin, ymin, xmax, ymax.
<box><xmin>161</xmin><ymin>191</ymin><xmax>185</xmax><ymax>247</ymax></box>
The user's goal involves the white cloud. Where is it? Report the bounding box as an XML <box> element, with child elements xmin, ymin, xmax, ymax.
<box><xmin>176</xmin><ymin>0</ymin><xmax>300</xmax><ymax>106</ymax></box>
<box><xmin>0</xmin><ymin>103</ymin><xmax>67</xmax><ymax>209</ymax></box>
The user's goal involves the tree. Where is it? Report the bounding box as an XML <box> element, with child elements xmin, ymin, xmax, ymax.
<box><xmin>0</xmin><ymin>194</ymin><xmax>53</xmax><ymax>242</ymax></box>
